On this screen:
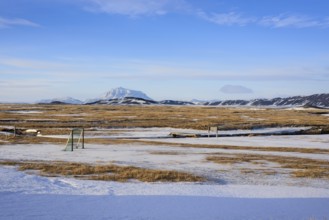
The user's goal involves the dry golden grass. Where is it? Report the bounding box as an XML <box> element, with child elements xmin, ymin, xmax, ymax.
<box><xmin>1</xmin><ymin>104</ymin><xmax>328</xmax><ymax>131</ymax></box>
<box><xmin>0</xmin><ymin>135</ymin><xmax>64</xmax><ymax>145</ymax></box>
<box><xmin>207</xmin><ymin>153</ymin><xmax>329</xmax><ymax>179</ymax></box>
<box><xmin>1</xmin><ymin>104</ymin><xmax>328</xmax><ymax>148</ymax></box>
<box><xmin>0</xmin><ymin>160</ymin><xmax>205</xmax><ymax>182</ymax></box>
<box><xmin>1</xmin><ymin>104</ymin><xmax>329</xmax><ymax>181</ymax></box>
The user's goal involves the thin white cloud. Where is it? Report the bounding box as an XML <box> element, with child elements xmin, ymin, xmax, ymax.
<box><xmin>0</xmin><ymin>79</ymin><xmax>55</xmax><ymax>89</ymax></box>
<box><xmin>97</xmin><ymin>60</ymin><xmax>329</xmax><ymax>82</ymax></box>
<box><xmin>259</xmin><ymin>14</ymin><xmax>328</xmax><ymax>28</ymax></box>
<box><xmin>220</xmin><ymin>85</ymin><xmax>253</xmax><ymax>94</ymax></box>
<box><xmin>84</xmin><ymin>0</ymin><xmax>187</xmax><ymax>16</ymax></box>
<box><xmin>197</xmin><ymin>10</ymin><xmax>329</xmax><ymax>29</ymax></box>
<box><xmin>197</xmin><ymin>11</ymin><xmax>254</xmax><ymax>26</ymax></box>
<box><xmin>0</xmin><ymin>17</ymin><xmax>40</xmax><ymax>28</ymax></box>
<box><xmin>0</xmin><ymin>57</ymin><xmax>67</xmax><ymax>69</ymax></box>
<box><xmin>77</xmin><ymin>1</ymin><xmax>329</xmax><ymax>29</ymax></box>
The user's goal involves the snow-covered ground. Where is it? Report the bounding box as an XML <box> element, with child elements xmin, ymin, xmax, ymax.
<box><xmin>42</xmin><ymin>126</ymin><xmax>311</xmax><ymax>139</ymax></box>
<box><xmin>1</xmin><ymin>127</ymin><xmax>329</xmax><ymax>219</ymax></box>
<box><xmin>147</xmin><ymin>134</ymin><xmax>329</xmax><ymax>149</ymax></box>
<box><xmin>1</xmin><ymin>166</ymin><xmax>329</xmax><ymax>220</ymax></box>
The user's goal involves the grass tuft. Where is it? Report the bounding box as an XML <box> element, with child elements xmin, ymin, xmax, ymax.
<box><xmin>1</xmin><ymin>160</ymin><xmax>205</xmax><ymax>182</ymax></box>
<box><xmin>207</xmin><ymin>154</ymin><xmax>329</xmax><ymax>179</ymax></box>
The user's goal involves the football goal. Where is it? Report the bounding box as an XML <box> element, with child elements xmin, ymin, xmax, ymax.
<box><xmin>64</xmin><ymin>128</ymin><xmax>84</xmax><ymax>151</ymax></box>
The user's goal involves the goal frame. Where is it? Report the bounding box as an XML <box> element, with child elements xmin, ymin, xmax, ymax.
<box><xmin>64</xmin><ymin>128</ymin><xmax>84</xmax><ymax>151</ymax></box>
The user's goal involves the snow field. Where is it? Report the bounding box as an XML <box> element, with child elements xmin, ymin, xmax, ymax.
<box><xmin>1</xmin><ymin>166</ymin><xmax>329</xmax><ymax>220</ymax></box>
<box><xmin>1</xmin><ymin>127</ymin><xmax>329</xmax><ymax>219</ymax></box>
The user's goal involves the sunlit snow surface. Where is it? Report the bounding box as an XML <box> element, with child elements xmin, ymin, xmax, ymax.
<box><xmin>1</xmin><ymin>127</ymin><xmax>329</xmax><ymax>219</ymax></box>
<box><xmin>1</xmin><ymin>166</ymin><xmax>329</xmax><ymax>220</ymax></box>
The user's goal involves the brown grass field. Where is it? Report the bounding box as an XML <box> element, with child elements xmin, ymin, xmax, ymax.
<box><xmin>0</xmin><ymin>104</ymin><xmax>328</xmax><ymax>133</ymax></box>
<box><xmin>1</xmin><ymin>104</ymin><xmax>329</xmax><ymax>182</ymax></box>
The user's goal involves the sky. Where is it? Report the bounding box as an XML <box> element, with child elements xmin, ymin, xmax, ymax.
<box><xmin>1</xmin><ymin>0</ymin><xmax>329</xmax><ymax>102</ymax></box>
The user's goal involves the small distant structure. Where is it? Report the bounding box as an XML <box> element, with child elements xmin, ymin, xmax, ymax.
<box><xmin>208</xmin><ymin>126</ymin><xmax>219</xmax><ymax>138</ymax></box>
<box><xmin>208</xmin><ymin>125</ymin><xmax>225</xmax><ymax>138</ymax></box>
<box><xmin>0</xmin><ymin>126</ymin><xmax>17</xmax><ymax>138</ymax></box>
<box><xmin>0</xmin><ymin>126</ymin><xmax>41</xmax><ymax>138</ymax></box>
<box><xmin>24</xmin><ymin>129</ymin><xmax>41</xmax><ymax>136</ymax></box>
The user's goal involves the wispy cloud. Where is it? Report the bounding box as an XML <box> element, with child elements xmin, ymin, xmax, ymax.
<box><xmin>0</xmin><ymin>57</ymin><xmax>67</xmax><ymax>69</ymax></box>
<box><xmin>0</xmin><ymin>79</ymin><xmax>54</xmax><ymax>89</ymax></box>
<box><xmin>197</xmin><ymin>11</ymin><xmax>254</xmax><ymax>26</ymax></box>
<box><xmin>0</xmin><ymin>17</ymin><xmax>40</xmax><ymax>28</ymax></box>
<box><xmin>78</xmin><ymin>1</ymin><xmax>329</xmax><ymax>29</ymax></box>
<box><xmin>259</xmin><ymin>14</ymin><xmax>329</xmax><ymax>28</ymax></box>
<box><xmin>220</xmin><ymin>85</ymin><xmax>253</xmax><ymax>94</ymax></box>
<box><xmin>84</xmin><ymin>0</ymin><xmax>187</xmax><ymax>16</ymax></box>
<box><xmin>97</xmin><ymin>59</ymin><xmax>329</xmax><ymax>82</ymax></box>
<box><xmin>197</xmin><ymin>10</ymin><xmax>329</xmax><ymax>29</ymax></box>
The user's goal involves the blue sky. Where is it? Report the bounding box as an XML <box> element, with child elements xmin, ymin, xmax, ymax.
<box><xmin>1</xmin><ymin>0</ymin><xmax>329</xmax><ymax>102</ymax></box>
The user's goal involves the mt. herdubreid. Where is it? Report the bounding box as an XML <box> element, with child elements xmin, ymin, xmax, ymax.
<box><xmin>102</xmin><ymin>87</ymin><xmax>153</xmax><ymax>101</ymax></box>
<box><xmin>37</xmin><ymin>87</ymin><xmax>329</xmax><ymax>108</ymax></box>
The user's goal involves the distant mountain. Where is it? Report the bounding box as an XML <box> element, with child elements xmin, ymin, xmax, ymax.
<box><xmin>85</xmin><ymin>87</ymin><xmax>154</xmax><ymax>104</ymax></box>
<box><xmin>159</xmin><ymin>100</ymin><xmax>195</xmax><ymax>105</ymax></box>
<box><xmin>37</xmin><ymin>97</ymin><xmax>83</xmax><ymax>105</ymax></box>
<box><xmin>35</xmin><ymin>90</ymin><xmax>329</xmax><ymax>108</ymax></box>
<box><xmin>102</xmin><ymin>87</ymin><xmax>153</xmax><ymax>100</ymax></box>
<box><xmin>88</xmin><ymin>97</ymin><xmax>158</xmax><ymax>105</ymax></box>
<box><xmin>206</xmin><ymin>93</ymin><xmax>329</xmax><ymax>108</ymax></box>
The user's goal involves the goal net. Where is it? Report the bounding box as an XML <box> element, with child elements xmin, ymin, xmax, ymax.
<box><xmin>64</xmin><ymin>128</ymin><xmax>84</xmax><ymax>151</ymax></box>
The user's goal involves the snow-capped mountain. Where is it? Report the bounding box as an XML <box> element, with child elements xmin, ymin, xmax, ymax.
<box><xmin>35</xmin><ymin>89</ymin><xmax>329</xmax><ymax>108</ymax></box>
<box><xmin>206</xmin><ymin>94</ymin><xmax>329</xmax><ymax>108</ymax></box>
<box><xmin>102</xmin><ymin>87</ymin><xmax>153</xmax><ymax>101</ymax></box>
<box><xmin>37</xmin><ymin>97</ymin><xmax>83</xmax><ymax>104</ymax></box>
<box><xmin>89</xmin><ymin>97</ymin><xmax>158</xmax><ymax>105</ymax></box>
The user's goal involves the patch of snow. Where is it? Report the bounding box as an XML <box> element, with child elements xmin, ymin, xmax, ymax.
<box><xmin>6</xmin><ymin>110</ymin><xmax>43</xmax><ymax>114</ymax></box>
<box><xmin>149</xmin><ymin>134</ymin><xmax>329</xmax><ymax>149</ymax></box>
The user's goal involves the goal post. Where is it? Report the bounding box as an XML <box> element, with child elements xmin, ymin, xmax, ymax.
<box><xmin>64</xmin><ymin>128</ymin><xmax>84</xmax><ymax>151</ymax></box>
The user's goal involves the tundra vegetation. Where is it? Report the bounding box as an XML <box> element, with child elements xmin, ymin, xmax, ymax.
<box><xmin>1</xmin><ymin>104</ymin><xmax>329</xmax><ymax>182</ymax></box>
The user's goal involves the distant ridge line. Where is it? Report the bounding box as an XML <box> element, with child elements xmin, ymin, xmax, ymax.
<box><xmin>35</xmin><ymin>92</ymin><xmax>329</xmax><ymax>108</ymax></box>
